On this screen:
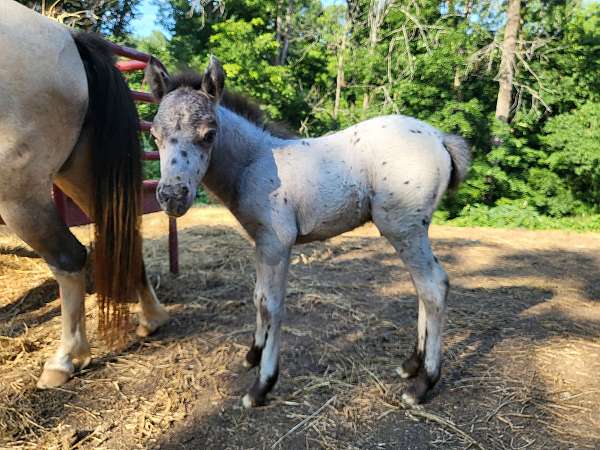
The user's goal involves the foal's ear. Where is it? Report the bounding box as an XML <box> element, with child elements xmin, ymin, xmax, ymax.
<box><xmin>201</xmin><ymin>56</ymin><xmax>225</xmax><ymax>102</ymax></box>
<box><xmin>145</xmin><ymin>56</ymin><xmax>171</xmax><ymax>102</ymax></box>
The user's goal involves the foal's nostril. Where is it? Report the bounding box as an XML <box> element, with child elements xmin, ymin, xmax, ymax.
<box><xmin>181</xmin><ymin>186</ymin><xmax>189</xmax><ymax>196</ymax></box>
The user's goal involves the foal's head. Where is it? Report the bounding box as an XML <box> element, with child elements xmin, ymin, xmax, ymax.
<box><xmin>145</xmin><ymin>57</ymin><xmax>224</xmax><ymax>217</ymax></box>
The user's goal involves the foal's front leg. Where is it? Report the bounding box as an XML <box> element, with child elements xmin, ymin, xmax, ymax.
<box><xmin>243</xmin><ymin>242</ymin><xmax>291</xmax><ymax>408</ymax></box>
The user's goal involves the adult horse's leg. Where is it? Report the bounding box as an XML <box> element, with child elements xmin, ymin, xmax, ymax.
<box><xmin>0</xmin><ymin>184</ymin><xmax>90</xmax><ymax>388</ymax></box>
<box><xmin>55</xmin><ymin>130</ymin><xmax>168</xmax><ymax>339</ymax></box>
<box><xmin>242</xmin><ymin>235</ymin><xmax>292</xmax><ymax>408</ymax></box>
<box><xmin>134</xmin><ymin>268</ymin><xmax>169</xmax><ymax>337</ymax></box>
<box><xmin>381</xmin><ymin>227</ymin><xmax>448</xmax><ymax>405</ymax></box>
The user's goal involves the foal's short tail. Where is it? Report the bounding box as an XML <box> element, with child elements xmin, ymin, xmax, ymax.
<box><xmin>443</xmin><ymin>134</ymin><xmax>471</xmax><ymax>190</ymax></box>
<box><xmin>72</xmin><ymin>32</ymin><xmax>143</xmax><ymax>345</ymax></box>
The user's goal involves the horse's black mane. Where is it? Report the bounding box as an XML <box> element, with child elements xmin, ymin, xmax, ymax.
<box><xmin>166</xmin><ymin>71</ymin><xmax>296</xmax><ymax>139</ymax></box>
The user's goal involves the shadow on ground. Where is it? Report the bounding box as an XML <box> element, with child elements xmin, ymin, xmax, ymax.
<box><xmin>1</xmin><ymin>222</ymin><xmax>599</xmax><ymax>449</ymax></box>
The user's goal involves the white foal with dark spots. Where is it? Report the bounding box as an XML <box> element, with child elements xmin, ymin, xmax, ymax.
<box><xmin>145</xmin><ymin>57</ymin><xmax>471</xmax><ymax>407</ymax></box>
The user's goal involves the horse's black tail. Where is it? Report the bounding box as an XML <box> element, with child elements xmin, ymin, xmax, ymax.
<box><xmin>72</xmin><ymin>32</ymin><xmax>143</xmax><ymax>345</ymax></box>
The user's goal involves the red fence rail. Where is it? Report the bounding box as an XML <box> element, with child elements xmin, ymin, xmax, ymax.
<box><xmin>0</xmin><ymin>43</ymin><xmax>179</xmax><ymax>274</ymax></box>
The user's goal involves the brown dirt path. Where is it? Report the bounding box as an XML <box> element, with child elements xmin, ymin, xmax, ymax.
<box><xmin>1</xmin><ymin>206</ymin><xmax>599</xmax><ymax>449</ymax></box>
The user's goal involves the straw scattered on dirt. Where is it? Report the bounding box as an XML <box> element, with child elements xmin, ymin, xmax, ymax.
<box><xmin>1</xmin><ymin>206</ymin><xmax>599</xmax><ymax>449</ymax></box>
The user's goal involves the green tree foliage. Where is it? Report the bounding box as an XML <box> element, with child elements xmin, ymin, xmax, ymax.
<box><xmin>19</xmin><ymin>0</ymin><xmax>600</xmax><ymax>226</ymax></box>
<box><xmin>138</xmin><ymin>0</ymin><xmax>600</xmax><ymax>222</ymax></box>
<box><xmin>16</xmin><ymin>0</ymin><xmax>142</xmax><ymax>36</ymax></box>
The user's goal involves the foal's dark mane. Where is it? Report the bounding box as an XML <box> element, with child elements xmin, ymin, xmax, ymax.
<box><xmin>166</xmin><ymin>71</ymin><xmax>296</xmax><ymax>139</ymax></box>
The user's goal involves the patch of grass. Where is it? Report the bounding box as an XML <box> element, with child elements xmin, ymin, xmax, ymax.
<box><xmin>434</xmin><ymin>203</ymin><xmax>600</xmax><ymax>232</ymax></box>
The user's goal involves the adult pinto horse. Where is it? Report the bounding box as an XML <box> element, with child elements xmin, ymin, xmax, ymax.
<box><xmin>145</xmin><ymin>58</ymin><xmax>470</xmax><ymax>407</ymax></box>
<box><xmin>0</xmin><ymin>1</ymin><xmax>168</xmax><ymax>388</ymax></box>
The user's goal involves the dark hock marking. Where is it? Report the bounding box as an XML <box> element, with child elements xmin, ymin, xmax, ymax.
<box><xmin>404</xmin><ymin>180</ymin><xmax>409</xmax><ymax>185</ymax></box>
<box><xmin>284</xmin><ymin>198</ymin><xmax>288</xmax><ymax>204</ymax></box>
<box><xmin>181</xmin><ymin>150</ymin><xmax>188</xmax><ymax>158</ymax></box>
<box><xmin>245</xmin><ymin>337</ymin><xmax>263</xmax><ymax>369</ymax></box>
<box><xmin>422</xmin><ymin>218</ymin><xmax>430</xmax><ymax>226</ymax></box>
<box><xmin>383</xmin><ymin>177</ymin><xmax>387</xmax><ymax>181</ymax></box>
<box><xmin>54</xmin><ymin>243</ymin><xmax>87</xmax><ymax>273</ymax></box>
<box><xmin>302</xmin><ymin>141</ymin><xmax>309</xmax><ymax>146</ymax></box>
<box><xmin>433</xmin><ymin>256</ymin><xmax>439</xmax><ymax>263</ymax></box>
<box><xmin>382</xmin><ymin>161</ymin><xmax>387</xmax><ymax>165</ymax></box>
<box><xmin>200</xmin><ymin>154</ymin><xmax>205</xmax><ymax>161</ymax></box>
<box><xmin>354</xmin><ymin>138</ymin><xmax>361</xmax><ymax>144</ymax></box>
<box><xmin>259</xmin><ymin>301</ymin><xmax>271</xmax><ymax>324</ymax></box>
<box><xmin>247</xmin><ymin>366</ymin><xmax>279</xmax><ymax>407</ymax></box>
<box><xmin>170</xmin><ymin>137</ymin><xmax>178</xmax><ymax>144</ymax></box>
<box><xmin>404</xmin><ymin>366</ymin><xmax>439</xmax><ymax>404</ymax></box>
<box><xmin>401</xmin><ymin>345</ymin><xmax>424</xmax><ymax>378</ymax></box>
<box><xmin>171</xmin><ymin>158</ymin><xmax>177</xmax><ymax>165</ymax></box>
<box><xmin>269</xmin><ymin>178</ymin><xmax>274</xmax><ymax>184</ymax></box>
<box><xmin>443</xmin><ymin>278</ymin><xmax>450</xmax><ymax>289</ymax></box>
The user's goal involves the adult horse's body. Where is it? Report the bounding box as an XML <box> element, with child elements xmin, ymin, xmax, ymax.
<box><xmin>145</xmin><ymin>58</ymin><xmax>470</xmax><ymax>407</ymax></box>
<box><xmin>0</xmin><ymin>1</ymin><xmax>167</xmax><ymax>388</ymax></box>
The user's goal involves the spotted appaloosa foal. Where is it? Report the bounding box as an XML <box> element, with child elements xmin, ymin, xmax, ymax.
<box><xmin>145</xmin><ymin>57</ymin><xmax>471</xmax><ymax>407</ymax></box>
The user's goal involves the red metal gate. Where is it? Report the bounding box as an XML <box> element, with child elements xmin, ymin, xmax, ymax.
<box><xmin>0</xmin><ymin>43</ymin><xmax>179</xmax><ymax>274</ymax></box>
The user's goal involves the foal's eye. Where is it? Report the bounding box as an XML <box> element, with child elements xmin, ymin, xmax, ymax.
<box><xmin>202</xmin><ymin>130</ymin><xmax>216</xmax><ymax>145</ymax></box>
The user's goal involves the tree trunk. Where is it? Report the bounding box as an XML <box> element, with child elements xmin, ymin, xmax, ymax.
<box><xmin>276</xmin><ymin>0</ymin><xmax>294</xmax><ymax>65</ymax></box>
<box><xmin>495</xmin><ymin>0</ymin><xmax>521</xmax><ymax>122</ymax></box>
<box><xmin>333</xmin><ymin>23</ymin><xmax>349</xmax><ymax>119</ymax></box>
<box><xmin>274</xmin><ymin>0</ymin><xmax>285</xmax><ymax>64</ymax></box>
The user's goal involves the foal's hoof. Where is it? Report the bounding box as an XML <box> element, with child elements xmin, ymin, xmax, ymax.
<box><xmin>401</xmin><ymin>372</ymin><xmax>434</xmax><ymax>406</ymax></box>
<box><xmin>396</xmin><ymin>366</ymin><xmax>412</xmax><ymax>379</ymax></box>
<box><xmin>396</xmin><ymin>351</ymin><xmax>422</xmax><ymax>379</ymax></box>
<box><xmin>37</xmin><ymin>368</ymin><xmax>72</xmax><ymax>389</ymax></box>
<box><xmin>242</xmin><ymin>393</ymin><xmax>266</xmax><ymax>408</ymax></box>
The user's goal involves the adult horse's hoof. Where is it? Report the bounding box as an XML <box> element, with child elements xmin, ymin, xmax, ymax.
<box><xmin>37</xmin><ymin>368</ymin><xmax>72</xmax><ymax>389</ymax></box>
<box><xmin>135</xmin><ymin>305</ymin><xmax>169</xmax><ymax>338</ymax></box>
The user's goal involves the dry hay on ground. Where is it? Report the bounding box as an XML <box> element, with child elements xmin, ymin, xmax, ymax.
<box><xmin>1</xmin><ymin>206</ymin><xmax>599</xmax><ymax>449</ymax></box>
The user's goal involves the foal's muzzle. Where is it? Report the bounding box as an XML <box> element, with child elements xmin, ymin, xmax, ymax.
<box><xmin>157</xmin><ymin>182</ymin><xmax>193</xmax><ymax>217</ymax></box>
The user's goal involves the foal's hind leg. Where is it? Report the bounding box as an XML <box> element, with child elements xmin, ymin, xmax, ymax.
<box><xmin>0</xmin><ymin>188</ymin><xmax>90</xmax><ymax>388</ymax></box>
<box><xmin>382</xmin><ymin>229</ymin><xmax>449</xmax><ymax>405</ymax></box>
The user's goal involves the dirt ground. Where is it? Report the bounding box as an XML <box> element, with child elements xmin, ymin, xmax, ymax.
<box><xmin>1</xmin><ymin>206</ymin><xmax>599</xmax><ymax>450</ymax></box>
